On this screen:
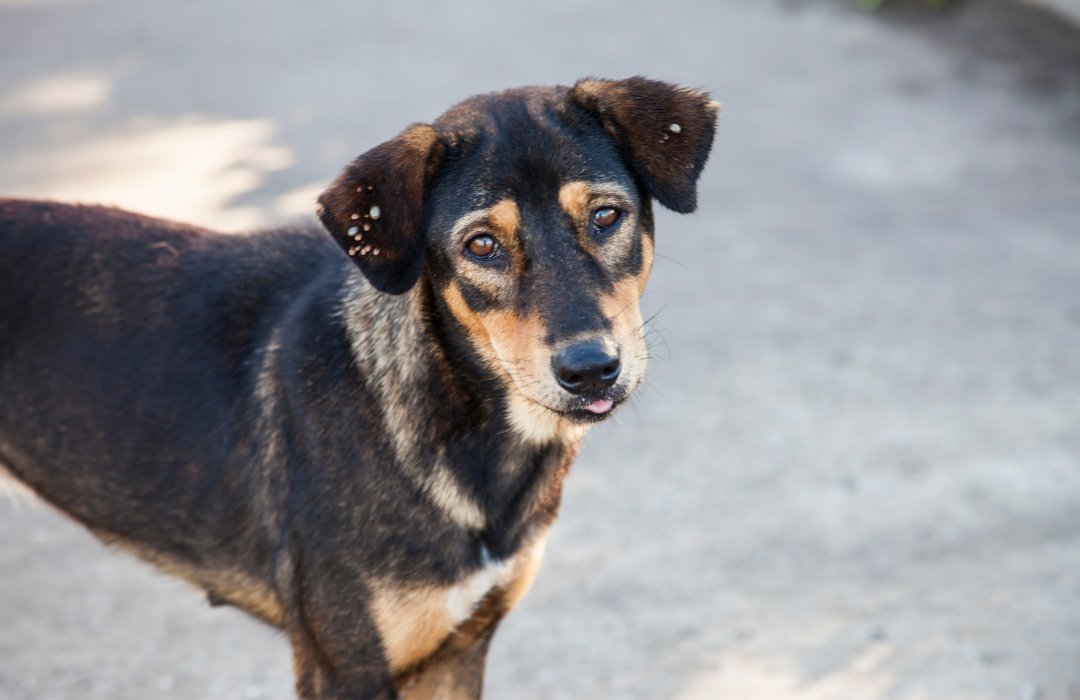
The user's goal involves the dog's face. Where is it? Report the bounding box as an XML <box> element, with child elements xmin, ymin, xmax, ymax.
<box><xmin>421</xmin><ymin>91</ymin><xmax>659</xmax><ymax>431</ymax></box>
<box><xmin>317</xmin><ymin>78</ymin><xmax>719</xmax><ymax>437</ymax></box>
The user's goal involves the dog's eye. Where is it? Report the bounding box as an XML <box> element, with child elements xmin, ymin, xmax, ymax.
<box><xmin>466</xmin><ymin>234</ymin><xmax>499</xmax><ymax>259</ymax></box>
<box><xmin>592</xmin><ymin>208</ymin><xmax>620</xmax><ymax>230</ymax></box>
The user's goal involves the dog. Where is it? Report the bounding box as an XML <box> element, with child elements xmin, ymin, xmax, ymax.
<box><xmin>0</xmin><ymin>77</ymin><xmax>718</xmax><ymax>699</ymax></box>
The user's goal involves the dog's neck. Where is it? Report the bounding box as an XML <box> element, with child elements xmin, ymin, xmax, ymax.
<box><xmin>339</xmin><ymin>272</ymin><xmax>585</xmax><ymax>551</ymax></box>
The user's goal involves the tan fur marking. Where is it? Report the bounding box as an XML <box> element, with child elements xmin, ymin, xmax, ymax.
<box><xmin>481</xmin><ymin>310</ymin><xmax>582</xmax><ymax>446</ymax></box>
<box><xmin>453</xmin><ymin>200</ymin><xmax>523</xmax><ymax>282</ymax></box>
<box><xmin>559</xmin><ymin>180</ymin><xmax>639</xmax><ymax>267</ymax></box>
<box><xmin>638</xmin><ymin>234</ymin><xmax>655</xmax><ymax>295</ymax></box>
<box><xmin>398</xmin><ymin>123</ymin><xmax>440</xmax><ymax>151</ymax></box>
<box><xmin>370</xmin><ymin>582</ymin><xmax>461</xmax><ymax>673</ymax></box>
<box><xmin>397</xmin><ymin>663</ymin><xmax>476</xmax><ymax>700</ymax></box>
<box><xmin>442</xmin><ymin>282</ymin><xmax>492</xmax><ymax>359</ymax></box>
<box><xmin>558</xmin><ymin>181</ymin><xmax>634</xmax><ymax>224</ymax></box>
<box><xmin>377</xmin><ymin>530</ymin><xmax>550</xmax><ymax>685</ymax></box>
<box><xmin>207</xmin><ymin>575</ymin><xmax>284</xmax><ymax>626</ymax></box>
<box><xmin>558</xmin><ymin>181</ymin><xmax>590</xmax><ymax>221</ymax></box>
<box><xmin>501</xmin><ymin>529</ymin><xmax>549</xmax><ymax>610</ymax></box>
<box><xmin>487</xmin><ymin>199</ymin><xmax>519</xmax><ymax>239</ymax></box>
<box><xmin>426</xmin><ymin>462</ymin><xmax>486</xmax><ymax>530</ymax></box>
<box><xmin>103</xmin><ymin>534</ymin><xmax>285</xmax><ymax>626</ymax></box>
<box><xmin>505</xmin><ymin>392</ymin><xmax>562</xmax><ymax>445</ymax></box>
<box><xmin>444</xmin><ymin>281</ymin><xmax>576</xmax><ymax>445</ymax></box>
<box><xmin>505</xmin><ymin>392</ymin><xmax>587</xmax><ymax>445</ymax></box>
<box><xmin>371</xmin><ymin>555</ymin><xmax>512</xmax><ymax>674</ymax></box>
<box><xmin>341</xmin><ymin>278</ymin><xmax>486</xmax><ymax>531</ymax></box>
<box><xmin>482</xmin><ymin>309</ymin><xmax>545</xmax><ymax>381</ymax></box>
<box><xmin>594</xmin><ymin>233</ymin><xmax>653</xmax><ymax>401</ymax></box>
<box><xmin>602</xmin><ymin>278</ymin><xmax>647</xmax><ymax>349</ymax></box>
<box><xmin>600</xmin><ymin>235</ymin><xmax>653</xmax><ymax>322</ymax></box>
<box><xmin>449</xmin><ymin>210</ymin><xmax>490</xmax><ymax>240</ymax></box>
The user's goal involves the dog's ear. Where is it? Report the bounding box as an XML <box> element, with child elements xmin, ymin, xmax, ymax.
<box><xmin>568</xmin><ymin>77</ymin><xmax>720</xmax><ymax>214</ymax></box>
<box><xmin>317</xmin><ymin>124</ymin><xmax>444</xmax><ymax>294</ymax></box>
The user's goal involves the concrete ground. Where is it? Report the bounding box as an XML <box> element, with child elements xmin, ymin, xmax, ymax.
<box><xmin>1</xmin><ymin>0</ymin><xmax>1079</xmax><ymax>698</ymax></box>
<box><xmin>1028</xmin><ymin>0</ymin><xmax>1080</xmax><ymax>25</ymax></box>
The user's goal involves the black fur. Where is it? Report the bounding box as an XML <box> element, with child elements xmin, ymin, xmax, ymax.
<box><xmin>0</xmin><ymin>78</ymin><xmax>717</xmax><ymax>699</ymax></box>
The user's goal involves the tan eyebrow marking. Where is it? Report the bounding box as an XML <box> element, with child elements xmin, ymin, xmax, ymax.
<box><xmin>451</xmin><ymin>209</ymin><xmax>492</xmax><ymax>239</ymax></box>
<box><xmin>451</xmin><ymin>199</ymin><xmax>521</xmax><ymax>240</ymax></box>
<box><xmin>559</xmin><ymin>181</ymin><xmax>589</xmax><ymax>221</ymax></box>
<box><xmin>558</xmin><ymin>181</ymin><xmax>634</xmax><ymax>221</ymax></box>
<box><xmin>488</xmin><ymin>199</ymin><xmax>519</xmax><ymax>235</ymax></box>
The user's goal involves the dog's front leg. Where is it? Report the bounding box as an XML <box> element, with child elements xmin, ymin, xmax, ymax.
<box><xmin>393</xmin><ymin>636</ymin><xmax>494</xmax><ymax>700</ymax></box>
<box><xmin>280</xmin><ymin>561</ymin><xmax>398</xmax><ymax>700</ymax></box>
<box><xmin>392</xmin><ymin>590</ymin><xmax>508</xmax><ymax>700</ymax></box>
<box><xmin>288</xmin><ymin>624</ymin><xmax>396</xmax><ymax>700</ymax></box>
<box><xmin>286</xmin><ymin>610</ymin><xmax>398</xmax><ymax>700</ymax></box>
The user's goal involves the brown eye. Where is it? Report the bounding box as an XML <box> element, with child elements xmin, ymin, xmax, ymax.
<box><xmin>467</xmin><ymin>234</ymin><xmax>498</xmax><ymax>259</ymax></box>
<box><xmin>593</xmin><ymin>208</ymin><xmax>619</xmax><ymax>229</ymax></box>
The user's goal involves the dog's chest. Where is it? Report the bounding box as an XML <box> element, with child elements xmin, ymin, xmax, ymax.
<box><xmin>444</xmin><ymin>550</ymin><xmax>509</xmax><ymax>624</ymax></box>
<box><xmin>368</xmin><ymin>537</ymin><xmax>547</xmax><ymax>673</ymax></box>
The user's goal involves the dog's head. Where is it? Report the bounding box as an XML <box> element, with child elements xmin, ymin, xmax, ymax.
<box><xmin>318</xmin><ymin>78</ymin><xmax>718</xmax><ymax>437</ymax></box>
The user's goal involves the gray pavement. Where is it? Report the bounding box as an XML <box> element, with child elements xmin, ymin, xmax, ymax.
<box><xmin>1028</xmin><ymin>0</ymin><xmax>1080</xmax><ymax>25</ymax></box>
<box><xmin>2</xmin><ymin>1</ymin><xmax>1079</xmax><ymax>698</ymax></box>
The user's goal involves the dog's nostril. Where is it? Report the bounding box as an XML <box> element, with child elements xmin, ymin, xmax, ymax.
<box><xmin>553</xmin><ymin>341</ymin><xmax>621</xmax><ymax>396</ymax></box>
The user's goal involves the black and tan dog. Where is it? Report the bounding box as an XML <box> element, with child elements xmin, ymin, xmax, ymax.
<box><xmin>0</xmin><ymin>78</ymin><xmax>718</xmax><ymax>699</ymax></box>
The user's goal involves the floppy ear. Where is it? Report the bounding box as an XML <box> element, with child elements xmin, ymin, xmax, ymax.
<box><xmin>568</xmin><ymin>77</ymin><xmax>720</xmax><ymax>214</ymax></box>
<box><xmin>316</xmin><ymin>124</ymin><xmax>444</xmax><ymax>294</ymax></box>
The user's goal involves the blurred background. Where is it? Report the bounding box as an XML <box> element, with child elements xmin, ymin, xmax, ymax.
<box><xmin>2</xmin><ymin>0</ymin><xmax>1079</xmax><ymax>698</ymax></box>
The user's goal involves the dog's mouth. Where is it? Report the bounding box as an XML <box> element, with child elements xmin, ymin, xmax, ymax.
<box><xmin>552</xmin><ymin>387</ymin><xmax>629</xmax><ymax>424</ymax></box>
<box><xmin>502</xmin><ymin>364</ymin><xmax>638</xmax><ymax>427</ymax></box>
<box><xmin>585</xmin><ymin>399</ymin><xmax>614</xmax><ymax>414</ymax></box>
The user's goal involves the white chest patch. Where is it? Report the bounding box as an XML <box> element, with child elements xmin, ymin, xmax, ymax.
<box><xmin>368</xmin><ymin>545</ymin><xmax>517</xmax><ymax>673</ymax></box>
<box><xmin>445</xmin><ymin>547</ymin><xmax>510</xmax><ymax>624</ymax></box>
<box><xmin>369</xmin><ymin>536</ymin><xmax>550</xmax><ymax>674</ymax></box>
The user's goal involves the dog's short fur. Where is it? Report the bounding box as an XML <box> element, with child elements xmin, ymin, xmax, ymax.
<box><xmin>0</xmin><ymin>78</ymin><xmax>718</xmax><ymax>699</ymax></box>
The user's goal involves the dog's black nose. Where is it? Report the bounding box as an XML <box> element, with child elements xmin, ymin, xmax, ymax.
<box><xmin>553</xmin><ymin>341</ymin><xmax>621</xmax><ymax>395</ymax></box>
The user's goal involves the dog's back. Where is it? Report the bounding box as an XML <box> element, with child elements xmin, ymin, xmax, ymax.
<box><xmin>0</xmin><ymin>199</ymin><xmax>335</xmax><ymax>602</ymax></box>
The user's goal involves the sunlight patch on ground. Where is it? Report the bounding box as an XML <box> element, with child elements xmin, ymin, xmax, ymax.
<box><xmin>0</xmin><ymin>73</ymin><xmax>110</xmax><ymax>115</ymax></box>
<box><xmin>275</xmin><ymin>179</ymin><xmax>328</xmax><ymax>220</ymax></box>
<box><xmin>0</xmin><ymin>115</ymin><xmax>294</xmax><ymax>231</ymax></box>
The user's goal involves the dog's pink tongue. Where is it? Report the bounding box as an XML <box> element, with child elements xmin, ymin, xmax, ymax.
<box><xmin>585</xmin><ymin>399</ymin><xmax>614</xmax><ymax>414</ymax></box>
